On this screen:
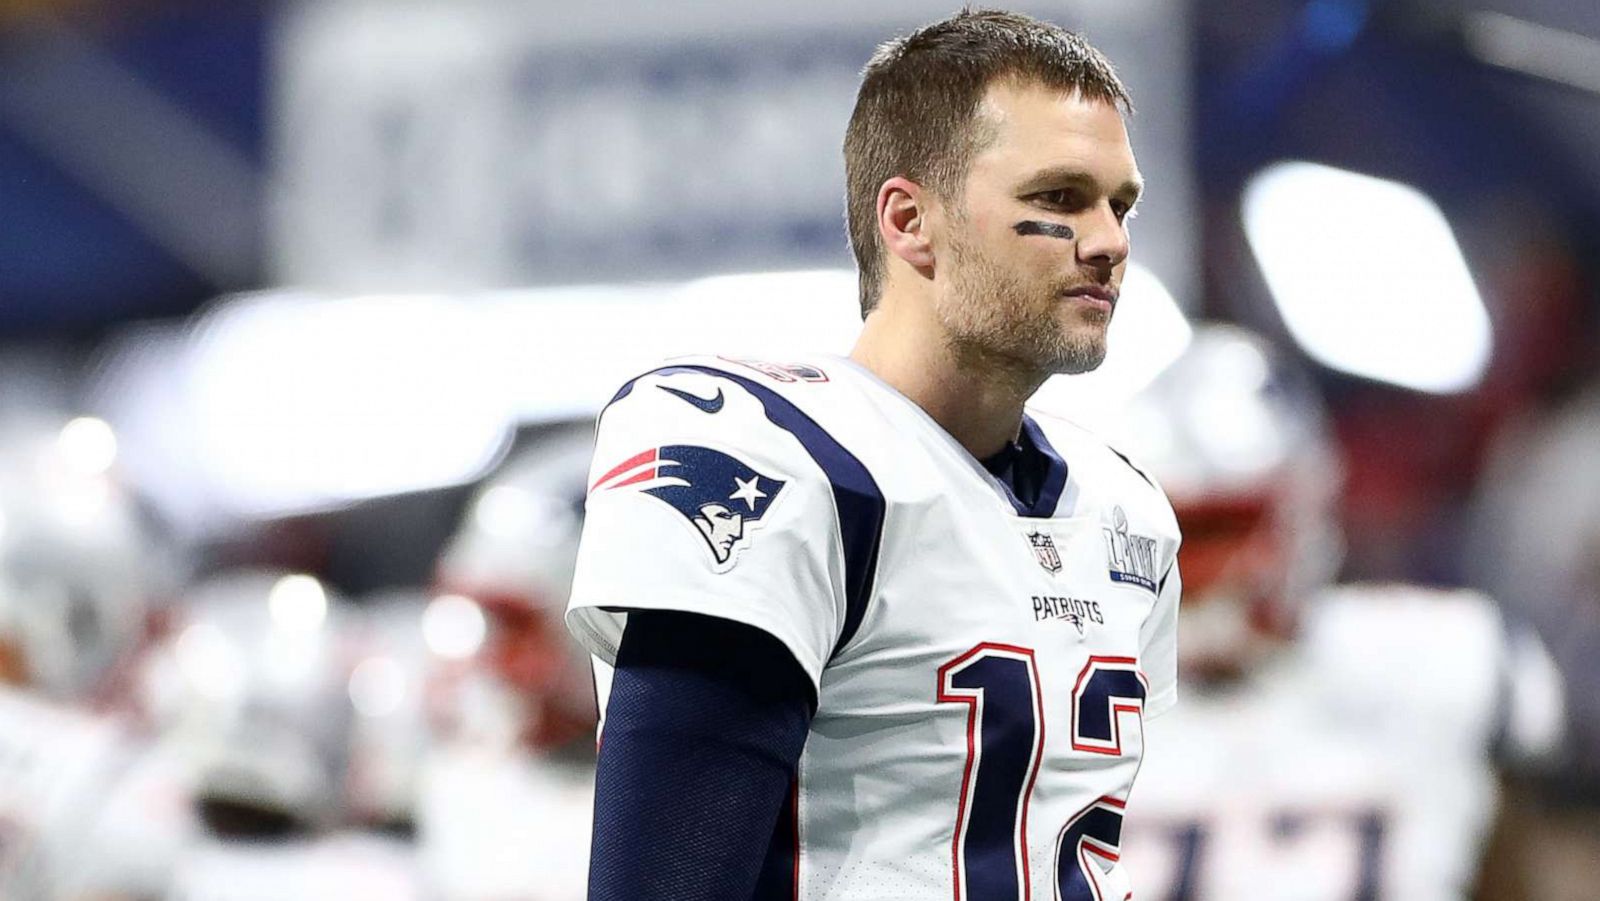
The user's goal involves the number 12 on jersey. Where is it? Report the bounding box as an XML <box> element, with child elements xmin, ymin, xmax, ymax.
<box><xmin>939</xmin><ymin>644</ymin><xmax>1148</xmax><ymax>901</ymax></box>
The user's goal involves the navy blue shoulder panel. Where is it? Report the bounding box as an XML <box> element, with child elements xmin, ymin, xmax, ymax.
<box><xmin>602</xmin><ymin>365</ymin><xmax>886</xmax><ymax>658</ymax></box>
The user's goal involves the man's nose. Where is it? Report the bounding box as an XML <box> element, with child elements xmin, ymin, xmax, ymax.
<box><xmin>1075</xmin><ymin>202</ymin><xmax>1130</xmax><ymax>269</ymax></box>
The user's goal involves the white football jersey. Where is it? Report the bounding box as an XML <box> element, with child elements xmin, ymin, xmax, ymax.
<box><xmin>417</xmin><ymin>745</ymin><xmax>593</xmax><ymax>900</ymax></box>
<box><xmin>0</xmin><ymin>687</ymin><xmax>196</xmax><ymax>900</ymax></box>
<box><xmin>567</xmin><ymin>355</ymin><xmax>1181</xmax><ymax>900</ymax></box>
<box><xmin>1120</xmin><ymin>584</ymin><xmax>1565</xmax><ymax>901</ymax></box>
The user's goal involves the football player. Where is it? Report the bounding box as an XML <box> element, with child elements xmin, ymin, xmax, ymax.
<box><xmin>1105</xmin><ymin>325</ymin><xmax>1566</xmax><ymax>900</ymax></box>
<box><xmin>566</xmin><ymin>10</ymin><xmax>1180</xmax><ymax>899</ymax></box>
<box><xmin>1469</xmin><ymin>370</ymin><xmax>1600</xmax><ymax>896</ymax></box>
<box><xmin>140</xmin><ymin>570</ymin><xmax>423</xmax><ymax>900</ymax></box>
<box><xmin>0</xmin><ymin>415</ymin><xmax>193</xmax><ymax>900</ymax></box>
<box><xmin>418</xmin><ymin>419</ymin><xmax>599</xmax><ymax>900</ymax></box>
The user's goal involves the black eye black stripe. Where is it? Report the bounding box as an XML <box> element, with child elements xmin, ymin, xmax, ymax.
<box><xmin>1012</xmin><ymin>220</ymin><xmax>1075</xmax><ymax>240</ymax></box>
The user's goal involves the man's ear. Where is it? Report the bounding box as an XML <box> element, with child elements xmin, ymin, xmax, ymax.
<box><xmin>876</xmin><ymin>176</ymin><xmax>936</xmax><ymax>271</ymax></box>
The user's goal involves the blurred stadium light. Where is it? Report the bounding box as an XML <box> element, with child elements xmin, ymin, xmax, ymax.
<box><xmin>87</xmin><ymin>292</ymin><xmax>515</xmax><ymax>530</ymax></box>
<box><xmin>183</xmin><ymin>293</ymin><xmax>517</xmax><ymax>515</ymax></box>
<box><xmin>268</xmin><ymin>573</ymin><xmax>330</xmax><ymax>634</ymax></box>
<box><xmin>1465</xmin><ymin>11</ymin><xmax>1600</xmax><ymax>96</ymax></box>
<box><xmin>55</xmin><ymin>416</ymin><xmax>118</xmax><ymax>478</ymax></box>
<box><xmin>477</xmin><ymin>268</ymin><xmax>862</xmax><ymax>421</ymax></box>
<box><xmin>1241</xmin><ymin>161</ymin><xmax>1492</xmax><ymax>394</ymax></box>
<box><xmin>422</xmin><ymin>595</ymin><xmax>488</xmax><ymax>662</ymax></box>
<box><xmin>85</xmin><ymin>268</ymin><xmax>861</xmax><ymax>533</ymax></box>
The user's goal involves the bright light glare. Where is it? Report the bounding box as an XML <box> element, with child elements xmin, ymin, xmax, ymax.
<box><xmin>481</xmin><ymin>269</ymin><xmax>862</xmax><ymax>422</ymax></box>
<box><xmin>175</xmin><ymin>622</ymin><xmax>244</xmax><ymax>701</ymax></box>
<box><xmin>349</xmin><ymin>655</ymin><xmax>407</xmax><ymax>718</ymax></box>
<box><xmin>47</xmin><ymin>418</ymin><xmax>121</xmax><ymax>530</ymax></box>
<box><xmin>187</xmin><ymin>293</ymin><xmax>514</xmax><ymax>515</ymax></box>
<box><xmin>44</xmin><ymin>471</ymin><xmax>117</xmax><ymax>531</ymax></box>
<box><xmin>673</xmin><ymin>269</ymin><xmax>863</xmax><ymax>357</ymax></box>
<box><xmin>268</xmin><ymin>574</ymin><xmax>328</xmax><ymax>632</ymax></box>
<box><xmin>57</xmin><ymin>417</ymin><xmax>118</xmax><ymax>476</ymax></box>
<box><xmin>423</xmin><ymin>594</ymin><xmax>487</xmax><ymax>660</ymax></box>
<box><xmin>1465</xmin><ymin>12</ymin><xmax>1600</xmax><ymax>95</ymax></box>
<box><xmin>1242</xmin><ymin>161</ymin><xmax>1491</xmax><ymax>393</ymax></box>
<box><xmin>1029</xmin><ymin>264</ymin><xmax>1192</xmax><ymax>426</ymax></box>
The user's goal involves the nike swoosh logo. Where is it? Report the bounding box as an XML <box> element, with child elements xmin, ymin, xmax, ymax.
<box><xmin>658</xmin><ymin>384</ymin><xmax>725</xmax><ymax>413</ymax></box>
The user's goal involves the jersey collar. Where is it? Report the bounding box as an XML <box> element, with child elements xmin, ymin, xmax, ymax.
<box><xmin>834</xmin><ymin>357</ymin><xmax>1070</xmax><ymax>518</ymax></box>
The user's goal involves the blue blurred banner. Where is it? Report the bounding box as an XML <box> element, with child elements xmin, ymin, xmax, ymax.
<box><xmin>272</xmin><ymin>14</ymin><xmax>869</xmax><ymax>288</ymax></box>
<box><xmin>270</xmin><ymin>1</ymin><xmax>1197</xmax><ymax>299</ymax></box>
<box><xmin>0</xmin><ymin>10</ymin><xmax>266</xmax><ymax>334</ymax></box>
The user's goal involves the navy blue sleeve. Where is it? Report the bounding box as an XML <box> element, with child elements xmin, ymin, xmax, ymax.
<box><xmin>588</xmin><ymin>610</ymin><xmax>816</xmax><ymax>901</ymax></box>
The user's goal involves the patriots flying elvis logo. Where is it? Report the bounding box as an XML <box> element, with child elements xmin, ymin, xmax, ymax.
<box><xmin>591</xmin><ymin>445</ymin><xmax>787</xmax><ymax>570</ymax></box>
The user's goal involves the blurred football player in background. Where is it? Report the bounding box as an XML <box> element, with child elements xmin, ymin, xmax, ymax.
<box><xmin>1469</xmin><ymin>370</ymin><xmax>1600</xmax><ymax>898</ymax></box>
<box><xmin>0</xmin><ymin>412</ymin><xmax>194</xmax><ymax>900</ymax></box>
<box><xmin>136</xmin><ymin>569</ymin><xmax>422</xmax><ymax>900</ymax></box>
<box><xmin>1112</xmin><ymin>325</ymin><xmax>1566</xmax><ymax>900</ymax></box>
<box><xmin>418</xmin><ymin>419</ymin><xmax>598</xmax><ymax>900</ymax></box>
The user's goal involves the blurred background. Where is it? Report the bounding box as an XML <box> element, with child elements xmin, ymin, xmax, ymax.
<box><xmin>0</xmin><ymin>0</ymin><xmax>1597</xmax><ymax>898</ymax></box>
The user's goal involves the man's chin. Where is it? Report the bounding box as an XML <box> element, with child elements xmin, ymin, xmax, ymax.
<box><xmin>1046</xmin><ymin>339</ymin><xmax>1108</xmax><ymax>375</ymax></box>
<box><xmin>1043</xmin><ymin>311</ymin><xmax>1110</xmax><ymax>372</ymax></box>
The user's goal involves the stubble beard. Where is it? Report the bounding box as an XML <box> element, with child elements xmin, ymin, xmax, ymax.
<box><xmin>940</xmin><ymin>231</ymin><xmax>1110</xmax><ymax>378</ymax></box>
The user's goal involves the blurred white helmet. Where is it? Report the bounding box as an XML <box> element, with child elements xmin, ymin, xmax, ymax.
<box><xmin>1106</xmin><ymin>324</ymin><xmax>1343</xmax><ymax>677</ymax></box>
<box><xmin>0</xmin><ymin>415</ymin><xmax>173</xmax><ymax>703</ymax></box>
<box><xmin>432</xmin><ymin>419</ymin><xmax>597</xmax><ymax>752</ymax></box>
<box><xmin>137</xmin><ymin>570</ymin><xmax>355</xmax><ymax>834</ymax></box>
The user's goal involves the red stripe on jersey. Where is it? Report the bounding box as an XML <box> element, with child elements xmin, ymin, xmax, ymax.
<box><xmin>792</xmin><ymin>778</ymin><xmax>801</xmax><ymax>900</ymax></box>
<box><xmin>609</xmin><ymin>467</ymin><xmax>658</xmax><ymax>489</ymax></box>
<box><xmin>592</xmin><ymin>448</ymin><xmax>657</xmax><ymax>491</ymax></box>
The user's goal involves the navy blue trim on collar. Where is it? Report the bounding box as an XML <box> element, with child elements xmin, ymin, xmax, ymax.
<box><xmin>993</xmin><ymin>414</ymin><xmax>1068</xmax><ymax>519</ymax></box>
<box><xmin>604</xmin><ymin>365</ymin><xmax>886</xmax><ymax>660</ymax></box>
<box><xmin>1024</xmin><ymin>414</ymin><xmax>1069</xmax><ymax>517</ymax></box>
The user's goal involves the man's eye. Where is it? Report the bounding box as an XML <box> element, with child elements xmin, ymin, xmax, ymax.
<box><xmin>1036</xmin><ymin>189</ymin><xmax>1078</xmax><ymax>209</ymax></box>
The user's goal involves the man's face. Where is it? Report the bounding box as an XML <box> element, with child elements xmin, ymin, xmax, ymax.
<box><xmin>694</xmin><ymin>503</ymin><xmax>745</xmax><ymax>562</ymax></box>
<box><xmin>933</xmin><ymin>79</ymin><xmax>1142</xmax><ymax>376</ymax></box>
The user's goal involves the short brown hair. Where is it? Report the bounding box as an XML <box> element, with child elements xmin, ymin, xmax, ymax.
<box><xmin>843</xmin><ymin>9</ymin><xmax>1132</xmax><ymax>315</ymax></box>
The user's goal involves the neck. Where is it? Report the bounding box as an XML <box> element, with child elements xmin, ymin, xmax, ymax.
<box><xmin>849</xmin><ymin>294</ymin><xmax>1047</xmax><ymax>460</ymax></box>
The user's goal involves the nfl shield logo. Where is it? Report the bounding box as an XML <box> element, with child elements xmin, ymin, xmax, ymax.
<box><xmin>1028</xmin><ymin>530</ymin><xmax>1063</xmax><ymax>575</ymax></box>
